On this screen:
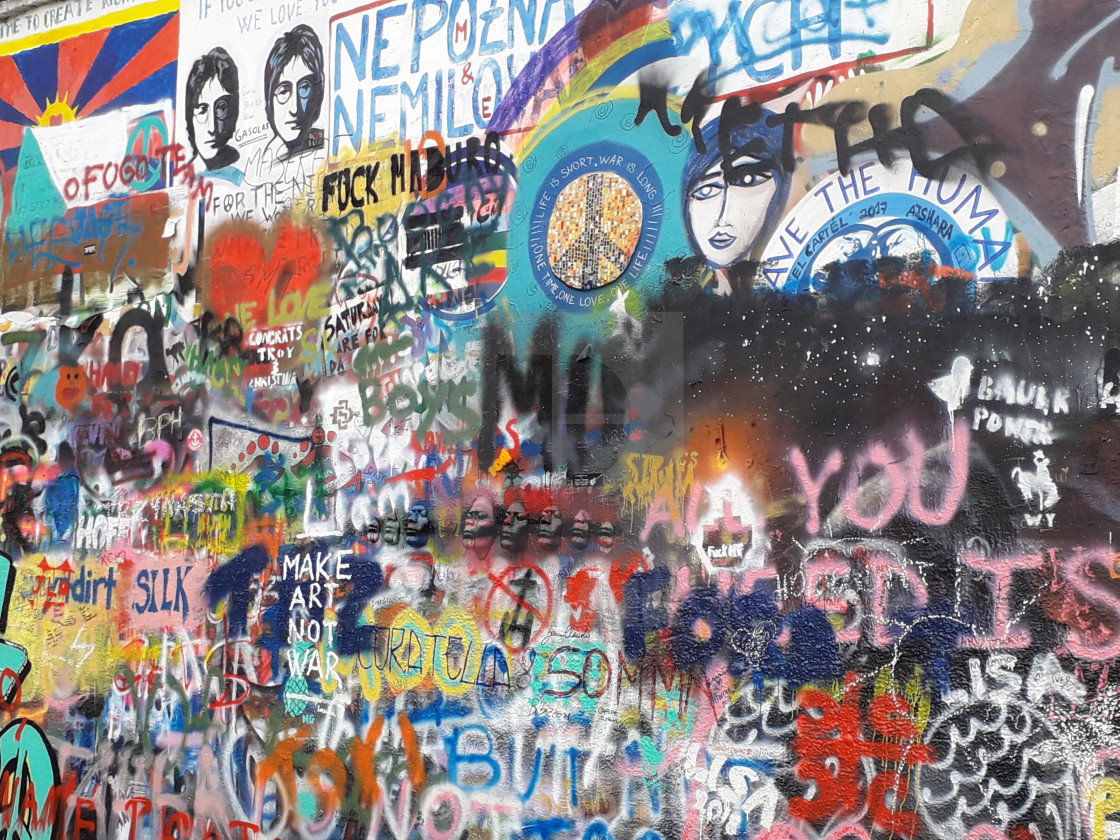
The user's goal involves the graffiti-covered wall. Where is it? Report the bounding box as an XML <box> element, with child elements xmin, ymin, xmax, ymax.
<box><xmin>5</xmin><ymin>0</ymin><xmax>1120</xmax><ymax>838</ymax></box>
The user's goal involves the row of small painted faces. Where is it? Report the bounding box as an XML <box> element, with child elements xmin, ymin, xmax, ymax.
<box><xmin>366</xmin><ymin>498</ymin><xmax>618</xmax><ymax>554</ymax></box>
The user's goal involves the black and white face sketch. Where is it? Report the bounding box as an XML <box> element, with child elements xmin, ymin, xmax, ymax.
<box><xmin>185</xmin><ymin>48</ymin><xmax>240</xmax><ymax>170</ymax></box>
<box><xmin>264</xmin><ymin>24</ymin><xmax>324</xmax><ymax>161</ymax></box>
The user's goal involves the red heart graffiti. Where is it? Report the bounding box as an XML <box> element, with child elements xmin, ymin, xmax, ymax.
<box><xmin>207</xmin><ymin>221</ymin><xmax>323</xmax><ymax>320</ymax></box>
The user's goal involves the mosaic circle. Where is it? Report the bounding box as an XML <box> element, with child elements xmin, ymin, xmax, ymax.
<box><xmin>546</xmin><ymin>171</ymin><xmax>643</xmax><ymax>290</ymax></box>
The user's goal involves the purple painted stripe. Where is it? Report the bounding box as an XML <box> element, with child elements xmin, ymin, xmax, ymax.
<box><xmin>488</xmin><ymin>12</ymin><xmax>588</xmax><ymax>135</ymax></box>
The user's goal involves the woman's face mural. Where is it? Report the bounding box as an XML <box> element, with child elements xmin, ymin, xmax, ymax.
<box><xmin>683</xmin><ymin>116</ymin><xmax>788</xmax><ymax>271</ymax></box>
<box><xmin>687</xmin><ymin>155</ymin><xmax>778</xmax><ymax>268</ymax></box>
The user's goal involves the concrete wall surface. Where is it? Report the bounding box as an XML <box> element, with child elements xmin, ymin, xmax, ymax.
<box><xmin>0</xmin><ymin>1</ymin><xmax>1117</xmax><ymax>838</ymax></box>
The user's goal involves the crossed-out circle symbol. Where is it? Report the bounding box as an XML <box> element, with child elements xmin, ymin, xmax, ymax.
<box><xmin>484</xmin><ymin>564</ymin><xmax>553</xmax><ymax>651</ymax></box>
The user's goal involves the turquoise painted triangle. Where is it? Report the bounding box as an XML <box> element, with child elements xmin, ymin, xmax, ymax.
<box><xmin>7</xmin><ymin>128</ymin><xmax>66</xmax><ymax>230</ymax></box>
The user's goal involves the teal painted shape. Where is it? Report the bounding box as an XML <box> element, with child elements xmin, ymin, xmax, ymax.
<box><xmin>0</xmin><ymin>719</ymin><xmax>59</xmax><ymax>840</ymax></box>
<box><xmin>0</xmin><ymin>643</ymin><xmax>30</xmax><ymax>698</ymax></box>
<box><xmin>7</xmin><ymin>129</ymin><xmax>66</xmax><ymax>232</ymax></box>
<box><xmin>0</xmin><ymin>553</ymin><xmax>59</xmax><ymax>840</ymax></box>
